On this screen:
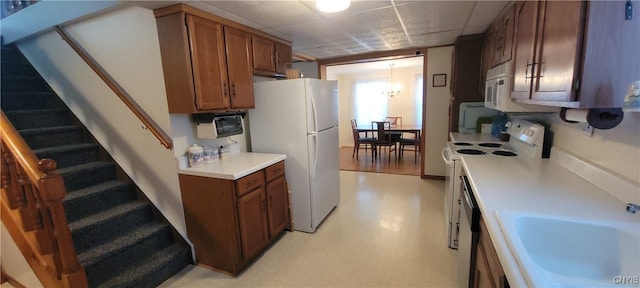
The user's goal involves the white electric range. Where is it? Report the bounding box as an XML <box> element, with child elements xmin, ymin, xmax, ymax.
<box><xmin>441</xmin><ymin>119</ymin><xmax>546</xmax><ymax>249</ymax></box>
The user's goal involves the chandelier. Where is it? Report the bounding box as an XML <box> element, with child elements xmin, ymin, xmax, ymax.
<box><xmin>383</xmin><ymin>63</ymin><xmax>402</xmax><ymax>98</ymax></box>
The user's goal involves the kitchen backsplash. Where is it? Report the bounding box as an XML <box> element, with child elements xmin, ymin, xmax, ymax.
<box><xmin>510</xmin><ymin>113</ymin><xmax>639</xmax><ymax>184</ymax></box>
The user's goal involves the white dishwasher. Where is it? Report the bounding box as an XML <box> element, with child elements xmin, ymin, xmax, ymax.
<box><xmin>457</xmin><ymin>175</ymin><xmax>480</xmax><ymax>288</ymax></box>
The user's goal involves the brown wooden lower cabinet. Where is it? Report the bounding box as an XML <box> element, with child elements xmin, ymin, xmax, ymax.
<box><xmin>178</xmin><ymin>161</ymin><xmax>289</xmax><ymax>275</ymax></box>
<box><xmin>475</xmin><ymin>217</ymin><xmax>509</xmax><ymax>288</ymax></box>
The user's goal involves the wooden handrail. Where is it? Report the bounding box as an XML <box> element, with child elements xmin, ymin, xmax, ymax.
<box><xmin>1</xmin><ymin>111</ymin><xmax>88</xmax><ymax>288</ymax></box>
<box><xmin>53</xmin><ymin>25</ymin><xmax>173</xmax><ymax>150</ymax></box>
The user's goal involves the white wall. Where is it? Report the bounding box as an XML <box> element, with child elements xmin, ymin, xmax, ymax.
<box><xmin>328</xmin><ymin>65</ymin><xmax>423</xmax><ymax>148</ymax></box>
<box><xmin>1</xmin><ymin>225</ymin><xmax>41</xmax><ymax>287</ymax></box>
<box><xmin>293</xmin><ymin>62</ymin><xmax>319</xmax><ymax>79</ymax></box>
<box><xmin>547</xmin><ymin>113</ymin><xmax>640</xmax><ymax>184</ymax></box>
<box><xmin>424</xmin><ymin>46</ymin><xmax>454</xmax><ymax>177</ymax></box>
<box><xmin>17</xmin><ymin>6</ymin><xmax>188</xmax><ymax>242</ymax></box>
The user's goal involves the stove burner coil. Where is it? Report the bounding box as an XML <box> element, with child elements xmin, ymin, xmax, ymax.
<box><xmin>478</xmin><ymin>143</ymin><xmax>502</xmax><ymax>148</ymax></box>
<box><xmin>453</xmin><ymin>142</ymin><xmax>473</xmax><ymax>146</ymax></box>
<box><xmin>456</xmin><ymin>149</ymin><xmax>486</xmax><ymax>155</ymax></box>
<box><xmin>492</xmin><ymin>151</ymin><xmax>517</xmax><ymax>157</ymax></box>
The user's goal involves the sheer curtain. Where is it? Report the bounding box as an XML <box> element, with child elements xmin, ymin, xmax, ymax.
<box><xmin>415</xmin><ymin>74</ymin><xmax>423</xmax><ymax>124</ymax></box>
<box><xmin>354</xmin><ymin>78</ymin><xmax>388</xmax><ymax>126</ymax></box>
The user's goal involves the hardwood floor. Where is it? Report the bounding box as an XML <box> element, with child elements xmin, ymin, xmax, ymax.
<box><xmin>339</xmin><ymin>146</ymin><xmax>420</xmax><ymax>176</ymax></box>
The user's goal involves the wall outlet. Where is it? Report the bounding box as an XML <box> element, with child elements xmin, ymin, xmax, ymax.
<box><xmin>582</xmin><ymin>123</ymin><xmax>594</xmax><ymax>137</ymax></box>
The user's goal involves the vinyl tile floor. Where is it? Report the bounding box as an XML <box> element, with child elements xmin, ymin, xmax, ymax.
<box><xmin>160</xmin><ymin>171</ymin><xmax>460</xmax><ymax>287</ymax></box>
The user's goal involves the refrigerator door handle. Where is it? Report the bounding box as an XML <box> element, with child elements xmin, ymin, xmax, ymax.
<box><xmin>310</xmin><ymin>133</ymin><xmax>318</xmax><ymax>178</ymax></box>
<box><xmin>309</xmin><ymin>87</ymin><xmax>318</xmax><ymax>132</ymax></box>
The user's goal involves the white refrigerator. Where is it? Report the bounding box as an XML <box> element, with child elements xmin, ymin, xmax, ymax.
<box><xmin>249</xmin><ymin>78</ymin><xmax>340</xmax><ymax>233</ymax></box>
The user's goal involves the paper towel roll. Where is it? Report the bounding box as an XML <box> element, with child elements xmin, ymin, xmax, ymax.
<box><xmin>560</xmin><ymin>108</ymin><xmax>624</xmax><ymax>129</ymax></box>
<box><xmin>562</xmin><ymin>108</ymin><xmax>589</xmax><ymax>123</ymax></box>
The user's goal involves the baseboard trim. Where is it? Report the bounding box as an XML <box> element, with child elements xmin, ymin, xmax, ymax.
<box><xmin>422</xmin><ymin>174</ymin><xmax>444</xmax><ymax>180</ymax></box>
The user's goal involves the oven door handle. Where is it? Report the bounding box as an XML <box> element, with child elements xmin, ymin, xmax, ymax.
<box><xmin>441</xmin><ymin>147</ymin><xmax>454</xmax><ymax>168</ymax></box>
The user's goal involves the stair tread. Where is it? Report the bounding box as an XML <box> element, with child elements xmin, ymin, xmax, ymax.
<box><xmin>78</xmin><ymin>222</ymin><xmax>169</xmax><ymax>267</ymax></box>
<box><xmin>56</xmin><ymin>161</ymin><xmax>113</xmax><ymax>176</ymax></box>
<box><xmin>34</xmin><ymin>143</ymin><xmax>97</xmax><ymax>154</ymax></box>
<box><xmin>64</xmin><ymin>180</ymin><xmax>129</xmax><ymax>202</ymax></box>
<box><xmin>68</xmin><ymin>201</ymin><xmax>148</xmax><ymax>232</ymax></box>
<box><xmin>18</xmin><ymin>125</ymin><xmax>80</xmax><ymax>134</ymax></box>
<box><xmin>5</xmin><ymin>108</ymin><xmax>67</xmax><ymax>114</ymax></box>
<box><xmin>96</xmin><ymin>244</ymin><xmax>188</xmax><ymax>288</ymax></box>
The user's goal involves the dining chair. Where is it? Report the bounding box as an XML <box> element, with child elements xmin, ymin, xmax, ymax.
<box><xmin>385</xmin><ymin>116</ymin><xmax>402</xmax><ymax>141</ymax></box>
<box><xmin>398</xmin><ymin>132</ymin><xmax>420</xmax><ymax>163</ymax></box>
<box><xmin>371</xmin><ymin>121</ymin><xmax>397</xmax><ymax>163</ymax></box>
<box><xmin>351</xmin><ymin>119</ymin><xmax>375</xmax><ymax>160</ymax></box>
<box><xmin>385</xmin><ymin>116</ymin><xmax>402</xmax><ymax>127</ymax></box>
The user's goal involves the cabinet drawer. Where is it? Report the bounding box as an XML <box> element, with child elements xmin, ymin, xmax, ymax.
<box><xmin>265</xmin><ymin>161</ymin><xmax>285</xmax><ymax>182</ymax></box>
<box><xmin>236</xmin><ymin>170</ymin><xmax>265</xmax><ymax>197</ymax></box>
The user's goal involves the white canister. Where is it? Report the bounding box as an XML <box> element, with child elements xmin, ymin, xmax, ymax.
<box><xmin>203</xmin><ymin>146</ymin><xmax>215</xmax><ymax>163</ymax></box>
<box><xmin>188</xmin><ymin>144</ymin><xmax>205</xmax><ymax>167</ymax></box>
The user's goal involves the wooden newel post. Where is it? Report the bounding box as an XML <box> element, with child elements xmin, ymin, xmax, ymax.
<box><xmin>37</xmin><ymin>159</ymin><xmax>88</xmax><ymax>288</ymax></box>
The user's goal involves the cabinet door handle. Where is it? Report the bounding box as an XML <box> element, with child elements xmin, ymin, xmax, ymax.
<box><xmin>223</xmin><ymin>82</ymin><xmax>229</xmax><ymax>98</ymax></box>
<box><xmin>231</xmin><ymin>83</ymin><xmax>236</xmax><ymax>97</ymax></box>
<box><xmin>262</xmin><ymin>200</ymin><xmax>267</xmax><ymax>212</ymax></box>
<box><xmin>525</xmin><ymin>60</ymin><xmax>536</xmax><ymax>81</ymax></box>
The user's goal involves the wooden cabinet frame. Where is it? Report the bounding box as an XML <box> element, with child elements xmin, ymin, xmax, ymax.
<box><xmin>178</xmin><ymin>161</ymin><xmax>290</xmax><ymax>275</ymax></box>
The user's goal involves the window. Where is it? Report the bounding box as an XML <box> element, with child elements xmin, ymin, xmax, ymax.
<box><xmin>354</xmin><ymin>78</ymin><xmax>388</xmax><ymax>126</ymax></box>
<box><xmin>415</xmin><ymin>74</ymin><xmax>423</xmax><ymax>124</ymax></box>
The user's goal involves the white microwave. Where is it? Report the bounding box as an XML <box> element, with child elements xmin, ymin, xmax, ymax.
<box><xmin>484</xmin><ymin>62</ymin><xmax>526</xmax><ymax>112</ymax></box>
<box><xmin>485</xmin><ymin>62</ymin><xmax>558</xmax><ymax>113</ymax></box>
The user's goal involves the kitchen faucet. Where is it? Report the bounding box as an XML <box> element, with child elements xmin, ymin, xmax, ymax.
<box><xmin>626</xmin><ymin>203</ymin><xmax>640</xmax><ymax>214</ymax></box>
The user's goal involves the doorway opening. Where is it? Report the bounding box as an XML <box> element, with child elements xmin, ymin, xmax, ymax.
<box><xmin>325</xmin><ymin>56</ymin><xmax>424</xmax><ymax>176</ymax></box>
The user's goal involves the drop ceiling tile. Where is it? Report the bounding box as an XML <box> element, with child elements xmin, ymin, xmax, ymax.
<box><xmin>183</xmin><ymin>0</ymin><xmax>502</xmax><ymax>59</ymax></box>
<box><xmin>462</xmin><ymin>25</ymin><xmax>488</xmax><ymax>35</ymax></box>
<box><xmin>191</xmin><ymin>2</ymin><xmax>267</xmax><ymax>29</ymax></box>
<box><xmin>201</xmin><ymin>1</ymin><xmax>322</xmax><ymax>28</ymax></box>
<box><xmin>466</xmin><ymin>1</ymin><xmax>509</xmax><ymax>28</ymax></box>
<box><xmin>332</xmin><ymin>6</ymin><xmax>401</xmax><ymax>33</ymax></box>
<box><xmin>397</xmin><ymin>1</ymin><xmax>474</xmax><ymax>32</ymax></box>
<box><xmin>410</xmin><ymin>29</ymin><xmax>462</xmax><ymax>47</ymax></box>
<box><xmin>274</xmin><ymin>20</ymin><xmax>346</xmax><ymax>42</ymax></box>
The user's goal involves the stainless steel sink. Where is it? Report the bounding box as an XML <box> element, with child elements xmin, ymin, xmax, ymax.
<box><xmin>496</xmin><ymin>210</ymin><xmax>640</xmax><ymax>287</ymax></box>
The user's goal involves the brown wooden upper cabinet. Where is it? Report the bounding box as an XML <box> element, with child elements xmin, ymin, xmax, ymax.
<box><xmin>275</xmin><ymin>42</ymin><xmax>293</xmax><ymax>74</ymax></box>
<box><xmin>252</xmin><ymin>35</ymin><xmax>276</xmax><ymax>72</ymax></box>
<box><xmin>252</xmin><ymin>35</ymin><xmax>293</xmax><ymax>76</ymax></box>
<box><xmin>155</xmin><ymin>11</ymin><xmax>254</xmax><ymax>113</ymax></box>
<box><xmin>225</xmin><ymin>27</ymin><xmax>255</xmax><ymax>109</ymax></box>
<box><xmin>480</xmin><ymin>3</ymin><xmax>514</xmax><ymax>96</ymax></box>
<box><xmin>494</xmin><ymin>4</ymin><xmax>515</xmax><ymax>66</ymax></box>
<box><xmin>509</xmin><ymin>0</ymin><xmax>639</xmax><ymax>108</ymax></box>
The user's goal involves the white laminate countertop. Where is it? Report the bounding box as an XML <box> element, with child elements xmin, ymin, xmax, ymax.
<box><xmin>177</xmin><ymin>152</ymin><xmax>287</xmax><ymax>180</ymax></box>
<box><xmin>460</xmin><ymin>147</ymin><xmax>639</xmax><ymax>287</ymax></box>
<box><xmin>449</xmin><ymin>132</ymin><xmax>504</xmax><ymax>143</ymax></box>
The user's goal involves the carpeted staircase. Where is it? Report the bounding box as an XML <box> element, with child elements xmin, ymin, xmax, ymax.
<box><xmin>1</xmin><ymin>44</ymin><xmax>190</xmax><ymax>287</ymax></box>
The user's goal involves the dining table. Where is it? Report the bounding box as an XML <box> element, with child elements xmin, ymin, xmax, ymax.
<box><xmin>355</xmin><ymin>124</ymin><xmax>422</xmax><ymax>140</ymax></box>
